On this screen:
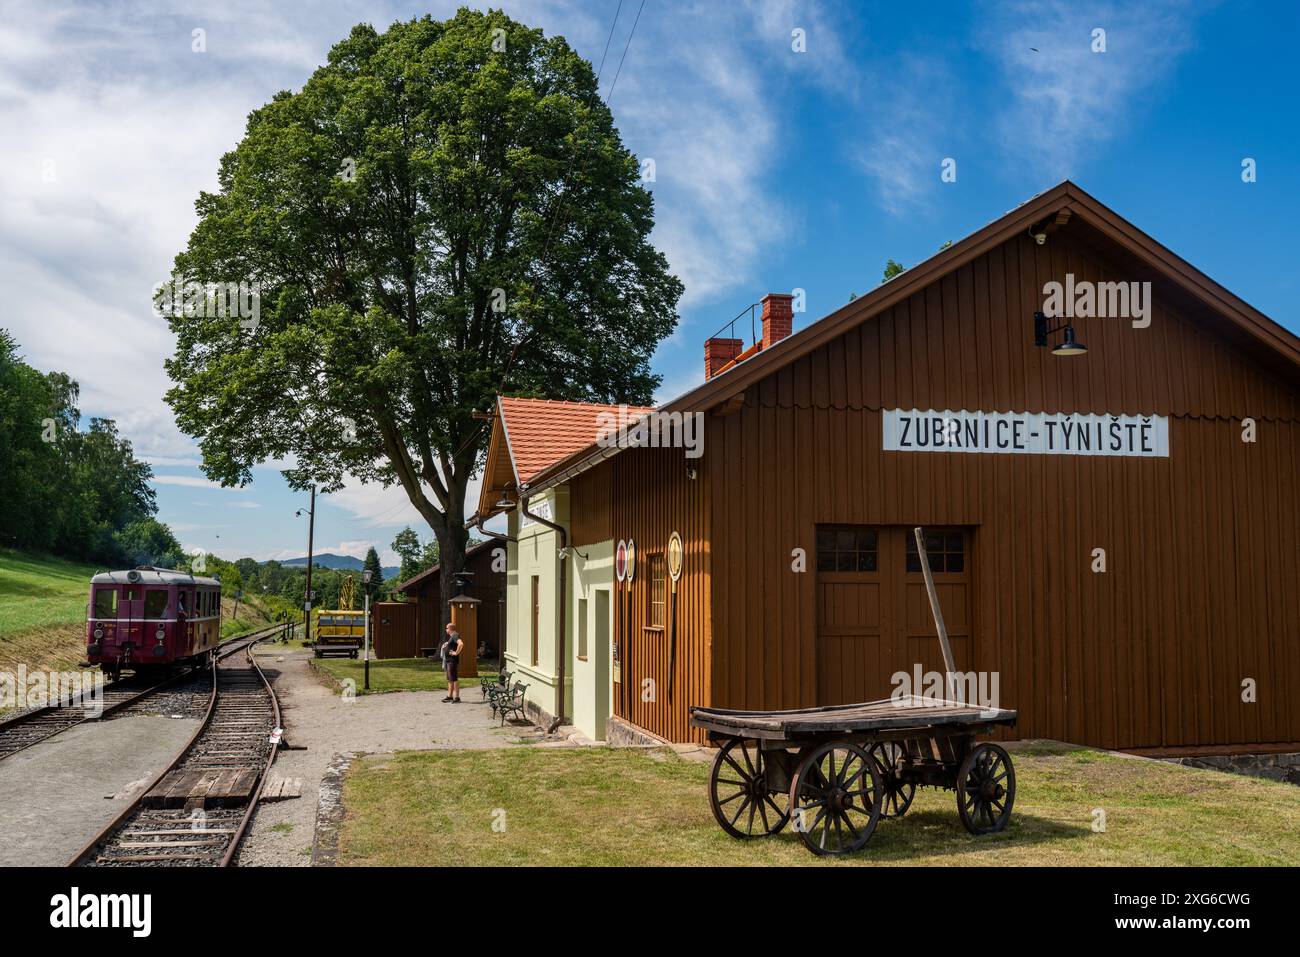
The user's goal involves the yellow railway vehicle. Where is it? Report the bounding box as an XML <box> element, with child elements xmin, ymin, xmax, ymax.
<box><xmin>313</xmin><ymin>609</ymin><xmax>366</xmax><ymax>658</ymax></box>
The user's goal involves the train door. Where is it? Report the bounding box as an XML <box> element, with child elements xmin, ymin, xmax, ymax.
<box><xmin>118</xmin><ymin>583</ymin><xmax>145</xmax><ymax>653</ymax></box>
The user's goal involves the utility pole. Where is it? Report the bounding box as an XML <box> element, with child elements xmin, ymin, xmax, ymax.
<box><xmin>298</xmin><ymin>484</ymin><xmax>317</xmax><ymax>647</ymax></box>
<box><xmin>363</xmin><ymin>568</ymin><xmax>373</xmax><ymax>691</ymax></box>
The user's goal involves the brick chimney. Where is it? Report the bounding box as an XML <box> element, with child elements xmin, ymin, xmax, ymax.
<box><xmin>704</xmin><ymin>337</ymin><xmax>743</xmax><ymax>379</ymax></box>
<box><xmin>761</xmin><ymin>293</ymin><xmax>794</xmax><ymax>350</ymax></box>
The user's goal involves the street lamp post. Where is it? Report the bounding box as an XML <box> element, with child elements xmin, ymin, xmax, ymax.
<box><xmin>363</xmin><ymin>569</ymin><xmax>373</xmax><ymax>691</ymax></box>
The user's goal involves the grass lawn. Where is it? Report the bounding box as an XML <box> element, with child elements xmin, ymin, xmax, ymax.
<box><xmin>338</xmin><ymin>741</ymin><xmax>1300</xmax><ymax>866</ymax></box>
<box><xmin>310</xmin><ymin>655</ymin><xmax>498</xmax><ymax>694</ymax></box>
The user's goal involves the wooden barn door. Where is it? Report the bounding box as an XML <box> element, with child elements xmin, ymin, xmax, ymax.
<box><xmin>816</xmin><ymin>526</ymin><xmax>972</xmax><ymax>704</ymax></box>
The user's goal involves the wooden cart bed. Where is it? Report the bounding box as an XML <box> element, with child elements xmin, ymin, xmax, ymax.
<box><xmin>691</xmin><ymin>694</ymin><xmax>1017</xmax><ymax>740</ymax></box>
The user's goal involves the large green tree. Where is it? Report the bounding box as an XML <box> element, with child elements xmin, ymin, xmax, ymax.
<box><xmin>164</xmin><ymin>9</ymin><xmax>681</xmax><ymax>627</ymax></box>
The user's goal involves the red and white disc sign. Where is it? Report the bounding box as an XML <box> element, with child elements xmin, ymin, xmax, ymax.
<box><xmin>625</xmin><ymin>538</ymin><xmax>637</xmax><ymax>583</ymax></box>
<box><xmin>615</xmin><ymin>539</ymin><xmax>628</xmax><ymax>582</ymax></box>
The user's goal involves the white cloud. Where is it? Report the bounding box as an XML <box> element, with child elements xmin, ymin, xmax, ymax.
<box><xmin>981</xmin><ymin>1</ymin><xmax>1197</xmax><ymax>180</ymax></box>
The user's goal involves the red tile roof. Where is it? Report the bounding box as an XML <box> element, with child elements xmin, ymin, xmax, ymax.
<box><xmin>499</xmin><ymin>396</ymin><xmax>655</xmax><ymax>487</ymax></box>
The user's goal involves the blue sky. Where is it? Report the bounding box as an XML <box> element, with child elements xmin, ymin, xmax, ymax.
<box><xmin>2</xmin><ymin>1</ymin><xmax>1296</xmax><ymax>566</ymax></box>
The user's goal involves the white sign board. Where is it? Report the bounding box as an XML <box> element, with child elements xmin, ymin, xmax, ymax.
<box><xmin>883</xmin><ymin>409</ymin><xmax>1169</xmax><ymax>458</ymax></box>
<box><xmin>519</xmin><ymin>497</ymin><xmax>554</xmax><ymax>528</ymax></box>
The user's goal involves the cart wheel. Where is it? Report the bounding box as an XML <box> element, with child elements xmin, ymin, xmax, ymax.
<box><xmin>788</xmin><ymin>742</ymin><xmax>883</xmax><ymax>855</ymax></box>
<box><xmin>869</xmin><ymin>741</ymin><xmax>916</xmax><ymax>818</ymax></box>
<box><xmin>709</xmin><ymin>739</ymin><xmax>790</xmax><ymax>838</ymax></box>
<box><xmin>956</xmin><ymin>743</ymin><xmax>1015</xmax><ymax>834</ymax></box>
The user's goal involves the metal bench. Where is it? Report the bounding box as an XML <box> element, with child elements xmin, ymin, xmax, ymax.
<box><xmin>496</xmin><ymin>681</ymin><xmax>529</xmax><ymax>726</ymax></box>
<box><xmin>481</xmin><ymin>669</ymin><xmax>512</xmax><ymax>702</ymax></box>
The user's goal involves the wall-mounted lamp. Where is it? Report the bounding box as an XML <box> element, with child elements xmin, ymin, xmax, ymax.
<box><xmin>495</xmin><ymin>493</ymin><xmax>517</xmax><ymax>510</ymax></box>
<box><xmin>1034</xmin><ymin>311</ymin><xmax>1087</xmax><ymax>357</ymax></box>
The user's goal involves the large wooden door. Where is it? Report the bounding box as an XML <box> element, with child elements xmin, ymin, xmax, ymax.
<box><xmin>816</xmin><ymin>526</ymin><xmax>972</xmax><ymax>704</ymax></box>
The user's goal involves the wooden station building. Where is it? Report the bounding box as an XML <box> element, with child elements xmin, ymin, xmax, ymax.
<box><xmin>476</xmin><ymin>181</ymin><xmax>1300</xmax><ymax>754</ymax></box>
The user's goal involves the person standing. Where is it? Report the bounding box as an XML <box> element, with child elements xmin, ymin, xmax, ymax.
<box><xmin>441</xmin><ymin>621</ymin><xmax>463</xmax><ymax>703</ymax></box>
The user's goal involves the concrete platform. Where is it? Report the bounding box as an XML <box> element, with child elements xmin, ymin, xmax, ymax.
<box><xmin>0</xmin><ymin>713</ymin><xmax>200</xmax><ymax>866</ymax></box>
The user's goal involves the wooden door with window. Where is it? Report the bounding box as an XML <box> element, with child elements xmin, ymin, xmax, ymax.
<box><xmin>816</xmin><ymin>526</ymin><xmax>972</xmax><ymax>704</ymax></box>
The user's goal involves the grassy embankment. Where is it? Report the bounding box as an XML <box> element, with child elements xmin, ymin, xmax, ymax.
<box><xmin>338</xmin><ymin>741</ymin><xmax>1300</xmax><ymax>867</ymax></box>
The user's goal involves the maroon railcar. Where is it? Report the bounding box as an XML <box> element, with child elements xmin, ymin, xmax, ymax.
<box><xmin>86</xmin><ymin>568</ymin><xmax>222</xmax><ymax>678</ymax></box>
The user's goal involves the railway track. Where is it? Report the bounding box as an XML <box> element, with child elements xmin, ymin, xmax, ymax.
<box><xmin>70</xmin><ymin>629</ymin><xmax>283</xmax><ymax>866</ymax></box>
<box><xmin>0</xmin><ymin>626</ymin><xmax>281</xmax><ymax>763</ymax></box>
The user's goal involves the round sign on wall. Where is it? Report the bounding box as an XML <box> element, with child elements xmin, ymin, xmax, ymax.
<box><xmin>625</xmin><ymin>539</ymin><xmax>637</xmax><ymax>583</ymax></box>
<box><xmin>667</xmin><ymin>531</ymin><xmax>683</xmax><ymax>582</ymax></box>
<box><xmin>615</xmin><ymin>539</ymin><xmax>628</xmax><ymax>582</ymax></box>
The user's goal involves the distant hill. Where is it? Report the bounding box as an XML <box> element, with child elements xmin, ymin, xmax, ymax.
<box><xmin>279</xmin><ymin>553</ymin><xmax>400</xmax><ymax>579</ymax></box>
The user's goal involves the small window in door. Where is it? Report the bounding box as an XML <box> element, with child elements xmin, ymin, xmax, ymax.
<box><xmin>906</xmin><ymin>530</ymin><xmax>965</xmax><ymax>573</ymax></box>
<box><xmin>816</xmin><ymin>526</ymin><xmax>879</xmax><ymax>572</ymax></box>
<box><xmin>94</xmin><ymin>588</ymin><xmax>118</xmax><ymax>618</ymax></box>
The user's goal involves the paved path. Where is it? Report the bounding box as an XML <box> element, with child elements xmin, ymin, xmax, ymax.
<box><xmin>0</xmin><ymin>714</ymin><xmax>201</xmax><ymax>866</ymax></box>
<box><xmin>236</xmin><ymin>647</ymin><xmax>535</xmax><ymax>866</ymax></box>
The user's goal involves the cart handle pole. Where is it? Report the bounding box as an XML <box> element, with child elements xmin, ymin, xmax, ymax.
<box><xmin>913</xmin><ymin>527</ymin><xmax>958</xmax><ymax>697</ymax></box>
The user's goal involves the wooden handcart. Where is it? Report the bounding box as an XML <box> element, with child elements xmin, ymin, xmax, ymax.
<box><xmin>690</xmin><ymin>696</ymin><xmax>1017</xmax><ymax>855</ymax></box>
<box><xmin>690</xmin><ymin>526</ymin><xmax>1018</xmax><ymax>856</ymax></box>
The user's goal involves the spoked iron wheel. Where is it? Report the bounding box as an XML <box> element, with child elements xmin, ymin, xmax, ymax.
<box><xmin>956</xmin><ymin>743</ymin><xmax>1016</xmax><ymax>834</ymax></box>
<box><xmin>709</xmin><ymin>738</ymin><xmax>790</xmax><ymax>838</ymax></box>
<box><xmin>869</xmin><ymin>741</ymin><xmax>916</xmax><ymax>818</ymax></box>
<box><xmin>788</xmin><ymin>742</ymin><xmax>883</xmax><ymax>856</ymax></box>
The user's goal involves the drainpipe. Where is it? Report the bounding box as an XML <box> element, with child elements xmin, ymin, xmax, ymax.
<box><xmin>521</xmin><ymin>491</ymin><xmax>568</xmax><ymax>734</ymax></box>
<box><xmin>464</xmin><ymin>511</ymin><xmax>515</xmax><ymax>544</ymax></box>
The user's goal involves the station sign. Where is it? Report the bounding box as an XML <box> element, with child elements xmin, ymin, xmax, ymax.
<box><xmin>883</xmin><ymin>409</ymin><xmax>1169</xmax><ymax>458</ymax></box>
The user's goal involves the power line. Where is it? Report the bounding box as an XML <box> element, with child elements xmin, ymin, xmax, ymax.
<box><xmin>605</xmin><ymin>0</ymin><xmax>645</xmax><ymax>103</ymax></box>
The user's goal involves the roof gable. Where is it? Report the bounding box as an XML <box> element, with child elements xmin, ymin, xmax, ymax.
<box><xmin>520</xmin><ymin>180</ymin><xmax>1300</xmax><ymax>493</ymax></box>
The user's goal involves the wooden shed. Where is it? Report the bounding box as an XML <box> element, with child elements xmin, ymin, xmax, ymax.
<box><xmin>386</xmin><ymin>540</ymin><xmax>506</xmax><ymax>659</ymax></box>
<box><xmin>479</xmin><ymin>181</ymin><xmax>1300</xmax><ymax>755</ymax></box>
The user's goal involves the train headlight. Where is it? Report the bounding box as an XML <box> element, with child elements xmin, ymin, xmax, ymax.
<box><xmin>93</xmin><ymin>627</ymin><xmax>104</xmax><ymax>640</ymax></box>
<box><xmin>155</xmin><ymin>627</ymin><xmax>166</xmax><ymax>642</ymax></box>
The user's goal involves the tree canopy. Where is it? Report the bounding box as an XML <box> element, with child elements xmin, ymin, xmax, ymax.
<box><xmin>164</xmin><ymin>9</ymin><xmax>682</xmax><ymax>622</ymax></box>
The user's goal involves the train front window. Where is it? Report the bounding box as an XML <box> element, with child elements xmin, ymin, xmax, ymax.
<box><xmin>144</xmin><ymin>590</ymin><xmax>168</xmax><ymax>619</ymax></box>
<box><xmin>94</xmin><ymin>588</ymin><xmax>118</xmax><ymax>618</ymax></box>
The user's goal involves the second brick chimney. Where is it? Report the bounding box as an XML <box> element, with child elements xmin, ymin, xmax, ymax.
<box><xmin>761</xmin><ymin>293</ymin><xmax>794</xmax><ymax>350</ymax></box>
<box><xmin>704</xmin><ymin>336</ymin><xmax>743</xmax><ymax>379</ymax></box>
